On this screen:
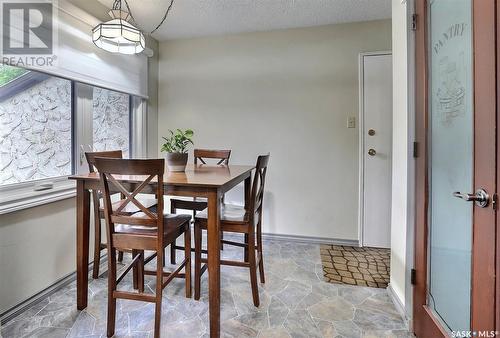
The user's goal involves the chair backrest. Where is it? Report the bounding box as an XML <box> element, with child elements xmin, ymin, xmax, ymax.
<box><xmin>194</xmin><ymin>149</ymin><xmax>231</xmax><ymax>165</ymax></box>
<box><xmin>94</xmin><ymin>158</ymin><xmax>165</xmax><ymax>244</ymax></box>
<box><xmin>249</xmin><ymin>154</ymin><xmax>270</xmax><ymax>226</ymax></box>
<box><xmin>85</xmin><ymin>150</ymin><xmax>123</xmax><ymax>173</ymax></box>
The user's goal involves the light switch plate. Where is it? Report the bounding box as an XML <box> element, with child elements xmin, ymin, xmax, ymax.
<box><xmin>347</xmin><ymin>116</ymin><xmax>356</xmax><ymax>128</ymax></box>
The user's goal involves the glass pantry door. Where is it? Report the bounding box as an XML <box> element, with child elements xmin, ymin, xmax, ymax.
<box><xmin>427</xmin><ymin>0</ymin><xmax>473</xmax><ymax>332</ymax></box>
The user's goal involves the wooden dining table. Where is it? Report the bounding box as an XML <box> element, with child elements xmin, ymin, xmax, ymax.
<box><xmin>69</xmin><ymin>163</ymin><xmax>255</xmax><ymax>338</ymax></box>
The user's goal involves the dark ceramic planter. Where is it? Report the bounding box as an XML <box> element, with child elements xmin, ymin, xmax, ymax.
<box><xmin>165</xmin><ymin>152</ymin><xmax>188</xmax><ymax>172</ymax></box>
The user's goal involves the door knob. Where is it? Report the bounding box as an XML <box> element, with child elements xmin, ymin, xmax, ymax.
<box><xmin>368</xmin><ymin>149</ymin><xmax>376</xmax><ymax>156</ymax></box>
<box><xmin>368</xmin><ymin>129</ymin><xmax>375</xmax><ymax>136</ymax></box>
<box><xmin>452</xmin><ymin>188</ymin><xmax>490</xmax><ymax>208</ymax></box>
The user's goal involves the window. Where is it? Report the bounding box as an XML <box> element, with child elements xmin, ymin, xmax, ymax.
<box><xmin>0</xmin><ymin>64</ymin><xmax>147</xmax><ymax>214</ymax></box>
<box><xmin>0</xmin><ymin>64</ymin><xmax>28</xmax><ymax>86</ymax></box>
<box><xmin>92</xmin><ymin>87</ymin><xmax>130</xmax><ymax>157</ymax></box>
<box><xmin>0</xmin><ymin>66</ymin><xmax>72</xmax><ymax>186</ymax></box>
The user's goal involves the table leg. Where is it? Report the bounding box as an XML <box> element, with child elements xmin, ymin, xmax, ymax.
<box><xmin>76</xmin><ymin>180</ymin><xmax>90</xmax><ymax>310</ymax></box>
<box><xmin>207</xmin><ymin>190</ymin><xmax>221</xmax><ymax>337</ymax></box>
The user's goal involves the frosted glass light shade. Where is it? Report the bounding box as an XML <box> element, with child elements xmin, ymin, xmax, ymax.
<box><xmin>92</xmin><ymin>19</ymin><xmax>145</xmax><ymax>55</ymax></box>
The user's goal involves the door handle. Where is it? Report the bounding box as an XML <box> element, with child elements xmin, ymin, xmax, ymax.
<box><xmin>368</xmin><ymin>149</ymin><xmax>376</xmax><ymax>156</ymax></box>
<box><xmin>452</xmin><ymin>189</ymin><xmax>489</xmax><ymax>208</ymax></box>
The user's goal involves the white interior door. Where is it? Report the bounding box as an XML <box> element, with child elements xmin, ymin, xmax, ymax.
<box><xmin>360</xmin><ymin>53</ymin><xmax>393</xmax><ymax>248</ymax></box>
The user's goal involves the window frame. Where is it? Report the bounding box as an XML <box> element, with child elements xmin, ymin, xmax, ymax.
<box><xmin>0</xmin><ymin>68</ymin><xmax>147</xmax><ymax>215</ymax></box>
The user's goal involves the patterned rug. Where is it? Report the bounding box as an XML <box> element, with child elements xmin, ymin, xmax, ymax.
<box><xmin>320</xmin><ymin>244</ymin><xmax>390</xmax><ymax>288</ymax></box>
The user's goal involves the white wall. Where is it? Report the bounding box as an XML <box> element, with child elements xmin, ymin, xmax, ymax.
<box><xmin>158</xmin><ymin>20</ymin><xmax>392</xmax><ymax>240</ymax></box>
<box><xmin>390</xmin><ymin>0</ymin><xmax>413</xmax><ymax>320</ymax></box>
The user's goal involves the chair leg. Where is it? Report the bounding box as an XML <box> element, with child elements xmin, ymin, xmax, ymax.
<box><xmin>118</xmin><ymin>251</ymin><xmax>124</xmax><ymax>262</ymax></box>
<box><xmin>257</xmin><ymin>225</ymin><xmax>265</xmax><ymax>284</ymax></box>
<box><xmin>247</xmin><ymin>233</ymin><xmax>260</xmax><ymax>307</ymax></box>
<box><xmin>170</xmin><ymin>204</ymin><xmax>178</xmax><ymax>265</ymax></box>
<box><xmin>220</xmin><ymin>230</ymin><xmax>224</xmax><ymax>251</ymax></box>
<box><xmin>170</xmin><ymin>240</ymin><xmax>176</xmax><ymax>265</ymax></box>
<box><xmin>244</xmin><ymin>234</ymin><xmax>249</xmax><ymax>262</ymax></box>
<box><xmin>132</xmin><ymin>249</ymin><xmax>139</xmax><ymax>290</ymax></box>
<box><xmin>154</xmin><ymin>247</ymin><xmax>164</xmax><ymax>338</ymax></box>
<box><xmin>92</xmin><ymin>215</ymin><xmax>101</xmax><ymax>279</ymax></box>
<box><xmin>184</xmin><ymin>228</ymin><xmax>192</xmax><ymax>298</ymax></box>
<box><xmin>194</xmin><ymin>224</ymin><xmax>202</xmax><ymax>300</ymax></box>
<box><xmin>138</xmin><ymin>250</ymin><xmax>145</xmax><ymax>293</ymax></box>
<box><xmin>106</xmin><ymin>247</ymin><xmax>117</xmax><ymax>337</ymax></box>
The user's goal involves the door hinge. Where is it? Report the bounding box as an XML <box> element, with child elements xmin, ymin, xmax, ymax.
<box><xmin>411</xmin><ymin>268</ymin><xmax>416</xmax><ymax>285</ymax></box>
<box><xmin>411</xmin><ymin>14</ymin><xmax>417</xmax><ymax>31</ymax></box>
<box><xmin>413</xmin><ymin>142</ymin><xmax>419</xmax><ymax>158</ymax></box>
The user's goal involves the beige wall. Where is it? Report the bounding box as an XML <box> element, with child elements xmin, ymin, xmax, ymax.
<box><xmin>147</xmin><ymin>36</ymin><xmax>160</xmax><ymax>158</ymax></box>
<box><xmin>158</xmin><ymin>20</ymin><xmax>392</xmax><ymax>240</ymax></box>
<box><xmin>0</xmin><ymin>199</ymin><xmax>79</xmax><ymax>313</ymax></box>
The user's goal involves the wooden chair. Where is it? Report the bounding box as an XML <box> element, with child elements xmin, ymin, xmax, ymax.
<box><xmin>169</xmin><ymin>149</ymin><xmax>231</xmax><ymax>264</ymax></box>
<box><xmin>85</xmin><ymin>151</ymin><xmax>157</xmax><ymax>279</ymax></box>
<box><xmin>95</xmin><ymin>157</ymin><xmax>191</xmax><ymax>338</ymax></box>
<box><xmin>193</xmin><ymin>154</ymin><xmax>270</xmax><ymax>306</ymax></box>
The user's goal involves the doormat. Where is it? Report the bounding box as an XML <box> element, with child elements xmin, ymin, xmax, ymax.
<box><xmin>320</xmin><ymin>244</ymin><xmax>390</xmax><ymax>288</ymax></box>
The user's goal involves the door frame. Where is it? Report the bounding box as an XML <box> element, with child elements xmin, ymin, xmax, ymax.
<box><xmin>357</xmin><ymin>50</ymin><xmax>393</xmax><ymax>247</ymax></box>
<box><xmin>413</xmin><ymin>0</ymin><xmax>497</xmax><ymax>336</ymax></box>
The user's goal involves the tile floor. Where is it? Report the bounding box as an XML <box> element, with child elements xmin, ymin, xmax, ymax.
<box><xmin>0</xmin><ymin>237</ymin><xmax>413</xmax><ymax>338</ymax></box>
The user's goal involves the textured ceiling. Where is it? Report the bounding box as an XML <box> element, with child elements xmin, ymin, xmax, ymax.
<box><xmin>88</xmin><ymin>0</ymin><xmax>391</xmax><ymax>41</ymax></box>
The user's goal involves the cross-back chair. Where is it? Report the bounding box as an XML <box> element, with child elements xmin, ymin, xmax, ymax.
<box><xmin>194</xmin><ymin>154</ymin><xmax>270</xmax><ymax>306</ymax></box>
<box><xmin>85</xmin><ymin>150</ymin><xmax>157</xmax><ymax>279</ymax></box>
<box><xmin>169</xmin><ymin>148</ymin><xmax>231</xmax><ymax>264</ymax></box>
<box><xmin>95</xmin><ymin>158</ymin><xmax>192</xmax><ymax>338</ymax></box>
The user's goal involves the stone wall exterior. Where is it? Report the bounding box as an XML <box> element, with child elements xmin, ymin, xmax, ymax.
<box><xmin>0</xmin><ymin>79</ymin><xmax>131</xmax><ymax>186</ymax></box>
<box><xmin>0</xmin><ymin>77</ymin><xmax>72</xmax><ymax>185</ymax></box>
<box><xmin>92</xmin><ymin>87</ymin><xmax>130</xmax><ymax>158</ymax></box>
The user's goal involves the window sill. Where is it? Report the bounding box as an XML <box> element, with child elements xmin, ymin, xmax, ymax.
<box><xmin>0</xmin><ymin>179</ymin><xmax>76</xmax><ymax>215</ymax></box>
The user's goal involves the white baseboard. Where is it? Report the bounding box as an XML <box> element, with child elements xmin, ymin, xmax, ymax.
<box><xmin>0</xmin><ymin>256</ymin><xmax>106</xmax><ymax>325</ymax></box>
<box><xmin>1</xmin><ymin>234</ymin><xmax>358</xmax><ymax>325</ymax></box>
<box><xmin>387</xmin><ymin>283</ymin><xmax>411</xmax><ymax>330</ymax></box>
<box><xmin>262</xmin><ymin>232</ymin><xmax>359</xmax><ymax>246</ymax></box>
<box><xmin>1</xmin><ymin>272</ymin><xmax>76</xmax><ymax>325</ymax></box>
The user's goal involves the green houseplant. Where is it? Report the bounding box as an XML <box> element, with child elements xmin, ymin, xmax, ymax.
<box><xmin>161</xmin><ymin>129</ymin><xmax>194</xmax><ymax>172</ymax></box>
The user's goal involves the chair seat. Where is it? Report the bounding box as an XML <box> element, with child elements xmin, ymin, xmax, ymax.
<box><xmin>113</xmin><ymin>214</ymin><xmax>191</xmax><ymax>251</ymax></box>
<box><xmin>171</xmin><ymin>196</ymin><xmax>208</xmax><ymax>202</ymax></box>
<box><xmin>195</xmin><ymin>204</ymin><xmax>248</xmax><ymax>224</ymax></box>
<box><xmin>170</xmin><ymin>196</ymin><xmax>208</xmax><ymax>211</ymax></box>
<box><xmin>100</xmin><ymin>196</ymin><xmax>157</xmax><ymax>214</ymax></box>
<box><xmin>115</xmin><ymin>214</ymin><xmax>191</xmax><ymax>237</ymax></box>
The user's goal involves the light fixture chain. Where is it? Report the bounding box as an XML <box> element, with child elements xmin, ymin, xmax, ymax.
<box><xmin>150</xmin><ymin>0</ymin><xmax>174</xmax><ymax>35</ymax></box>
<box><xmin>123</xmin><ymin>0</ymin><xmax>138</xmax><ymax>25</ymax></box>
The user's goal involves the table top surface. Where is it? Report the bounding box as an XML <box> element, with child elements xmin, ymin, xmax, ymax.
<box><xmin>69</xmin><ymin>164</ymin><xmax>254</xmax><ymax>188</ymax></box>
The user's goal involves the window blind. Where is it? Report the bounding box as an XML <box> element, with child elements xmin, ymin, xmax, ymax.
<box><xmin>0</xmin><ymin>0</ymin><xmax>148</xmax><ymax>98</ymax></box>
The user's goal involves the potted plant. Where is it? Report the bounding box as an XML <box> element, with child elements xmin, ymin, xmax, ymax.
<box><xmin>161</xmin><ymin>129</ymin><xmax>194</xmax><ymax>172</ymax></box>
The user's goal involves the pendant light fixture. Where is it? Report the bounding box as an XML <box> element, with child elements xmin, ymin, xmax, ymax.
<box><xmin>92</xmin><ymin>0</ymin><xmax>175</xmax><ymax>56</ymax></box>
<box><xmin>92</xmin><ymin>0</ymin><xmax>145</xmax><ymax>55</ymax></box>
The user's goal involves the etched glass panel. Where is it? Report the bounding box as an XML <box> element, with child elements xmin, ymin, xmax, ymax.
<box><xmin>0</xmin><ymin>66</ymin><xmax>72</xmax><ymax>186</ymax></box>
<box><xmin>428</xmin><ymin>0</ymin><xmax>473</xmax><ymax>332</ymax></box>
<box><xmin>92</xmin><ymin>87</ymin><xmax>130</xmax><ymax>157</ymax></box>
